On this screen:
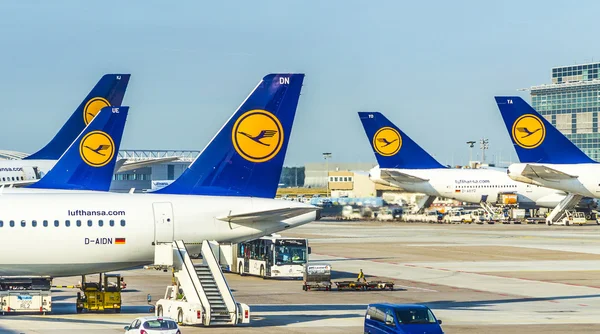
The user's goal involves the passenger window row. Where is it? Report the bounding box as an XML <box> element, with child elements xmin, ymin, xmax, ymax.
<box><xmin>0</xmin><ymin>219</ymin><xmax>126</xmax><ymax>228</ymax></box>
<box><xmin>1</xmin><ymin>176</ymin><xmax>25</xmax><ymax>182</ymax></box>
<box><xmin>456</xmin><ymin>184</ymin><xmax>517</xmax><ymax>189</ymax></box>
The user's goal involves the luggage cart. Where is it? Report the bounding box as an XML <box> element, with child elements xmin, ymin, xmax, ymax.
<box><xmin>302</xmin><ymin>263</ymin><xmax>332</xmax><ymax>291</ymax></box>
<box><xmin>334</xmin><ymin>280</ymin><xmax>394</xmax><ymax>291</ymax></box>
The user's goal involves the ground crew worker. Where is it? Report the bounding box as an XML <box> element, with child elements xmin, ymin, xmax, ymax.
<box><xmin>357</xmin><ymin>269</ymin><xmax>367</xmax><ymax>282</ymax></box>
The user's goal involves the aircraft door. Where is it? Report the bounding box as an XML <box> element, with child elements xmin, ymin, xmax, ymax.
<box><xmin>153</xmin><ymin>202</ymin><xmax>174</xmax><ymax>243</ymax></box>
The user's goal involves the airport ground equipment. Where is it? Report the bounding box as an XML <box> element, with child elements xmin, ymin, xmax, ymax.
<box><xmin>154</xmin><ymin>240</ymin><xmax>250</xmax><ymax>326</ymax></box>
<box><xmin>302</xmin><ymin>263</ymin><xmax>332</xmax><ymax>291</ymax></box>
<box><xmin>556</xmin><ymin>210</ymin><xmax>586</xmax><ymax>226</ymax></box>
<box><xmin>334</xmin><ymin>270</ymin><xmax>394</xmax><ymax>291</ymax></box>
<box><xmin>334</xmin><ymin>280</ymin><xmax>394</xmax><ymax>291</ymax></box>
<box><xmin>546</xmin><ymin>193</ymin><xmax>583</xmax><ymax>225</ymax></box>
<box><xmin>76</xmin><ymin>273</ymin><xmax>122</xmax><ymax>313</ymax></box>
<box><xmin>0</xmin><ymin>277</ymin><xmax>51</xmax><ymax>314</ymax></box>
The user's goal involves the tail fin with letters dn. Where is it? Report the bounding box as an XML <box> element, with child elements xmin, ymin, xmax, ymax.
<box><xmin>155</xmin><ymin>74</ymin><xmax>304</xmax><ymax>198</ymax></box>
<box><xmin>25</xmin><ymin>74</ymin><xmax>130</xmax><ymax>160</ymax></box>
<box><xmin>495</xmin><ymin>96</ymin><xmax>594</xmax><ymax>164</ymax></box>
<box><xmin>28</xmin><ymin>106</ymin><xmax>129</xmax><ymax>191</ymax></box>
<box><xmin>358</xmin><ymin>112</ymin><xmax>445</xmax><ymax>169</ymax></box>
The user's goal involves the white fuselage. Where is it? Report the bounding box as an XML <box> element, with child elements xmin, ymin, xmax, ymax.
<box><xmin>508</xmin><ymin>163</ymin><xmax>600</xmax><ymax>199</ymax></box>
<box><xmin>370</xmin><ymin>166</ymin><xmax>568</xmax><ymax>209</ymax></box>
<box><xmin>0</xmin><ymin>193</ymin><xmax>316</xmax><ymax>277</ymax></box>
<box><xmin>0</xmin><ymin>159</ymin><xmax>55</xmax><ymax>185</ymax></box>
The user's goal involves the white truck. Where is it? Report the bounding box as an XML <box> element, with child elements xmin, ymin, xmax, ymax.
<box><xmin>155</xmin><ymin>285</ymin><xmax>204</xmax><ymax>325</ymax></box>
<box><xmin>556</xmin><ymin>211</ymin><xmax>586</xmax><ymax>226</ymax></box>
<box><xmin>443</xmin><ymin>210</ymin><xmax>469</xmax><ymax>224</ymax></box>
<box><xmin>0</xmin><ymin>290</ymin><xmax>51</xmax><ymax>315</ymax></box>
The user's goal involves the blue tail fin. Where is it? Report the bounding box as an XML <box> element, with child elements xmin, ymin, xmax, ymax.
<box><xmin>156</xmin><ymin>74</ymin><xmax>305</xmax><ymax>198</ymax></box>
<box><xmin>495</xmin><ymin>96</ymin><xmax>594</xmax><ymax>164</ymax></box>
<box><xmin>28</xmin><ymin>106</ymin><xmax>129</xmax><ymax>191</ymax></box>
<box><xmin>358</xmin><ymin>112</ymin><xmax>445</xmax><ymax>169</ymax></box>
<box><xmin>25</xmin><ymin>74</ymin><xmax>130</xmax><ymax>160</ymax></box>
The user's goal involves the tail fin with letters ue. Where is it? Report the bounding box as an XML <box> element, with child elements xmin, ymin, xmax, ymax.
<box><xmin>28</xmin><ymin>106</ymin><xmax>129</xmax><ymax>191</ymax></box>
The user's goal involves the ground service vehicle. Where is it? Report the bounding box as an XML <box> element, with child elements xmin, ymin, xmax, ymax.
<box><xmin>302</xmin><ymin>263</ymin><xmax>332</xmax><ymax>291</ymax></box>
<box><xmin>237</xmin><ymin>236</ymin><xmax>310</xmax><ymax>278</ymax></box>
<box><xmin>0</xmin><ymin>290</ymin><xmax>51</xmax><ymax>315</ymax></box>
<box><xmin>443</xmin><ymin>210</ymin><xmax>464</xmax><ymax>224</ymax></box>
<box><xmin>155</xmin><ymin>285</ymin><xmax>203</xmax><ymax>325</ymax></box>
<box><xmin>76</xmin><ymin>273</ymin><xmax>122</xmax><ymax>313</ymax></box>
<box><xmin>365</xmin><ymin>303</ymin><xmax>443</xmax><ymax>334</ymax></box>
<box><xmin>124</xmin><ymin>316</ymin><xmax>180</xmax><ymax>334</ymax></box>
<box><xmin>377</xmin><ymin>209</ymin><xmax>394</xmax><ymax>222</ymax></box>
<box><xmin>556</xmin><ymin>211</ymin><xmax>586</xmax><ymax>226</ymax></box>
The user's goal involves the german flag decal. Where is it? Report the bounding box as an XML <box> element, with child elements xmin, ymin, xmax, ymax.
<box><xmin>115</xmin><ymin>238</ymin><xmax>126</xmax><ymax>244</ymax></box>
<box><xmin>455</xmin><ymin>189</ymin><xmax>461</xmax><ymax>193</ymax></box>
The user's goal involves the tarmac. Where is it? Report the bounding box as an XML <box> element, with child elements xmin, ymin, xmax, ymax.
<box><xmin>1</xmin><ymin>220</ymin><xmax>600</xmax><ymax>333</ymax></box>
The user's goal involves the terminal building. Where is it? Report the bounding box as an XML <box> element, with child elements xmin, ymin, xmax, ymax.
<box><xmin>110</xmin><ymin>150</ymin><xmax>199</xmax><ymax>192</ymax></box>
<box><xmin>531</xmin><ymin>62</ymin><xmax>600</xmax><ymax>160</ymax></box>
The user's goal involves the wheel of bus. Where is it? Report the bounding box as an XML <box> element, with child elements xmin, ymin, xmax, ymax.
<box><xmin>157</xmin><ymin>305</ymin><xmax>163</xmax><ymax>317</ymax></box>
<box><xmin>260</xmin><ymin>265</ymin><xmax>265</xmax><ymax>278</ymax></box>
<box><xmin>177</xmin><ymin>308</ymin><xmax>183</xmax><ymax>324</ymax></box>
<box><xmin>76</xmin><ymin>307</ymin><xmax>82</xmax><ymax>314</ymax></box>
<box><xmin>115</xmin><ymin>307</ymin><xmax>121</xmax><ymax>313</ymax></box>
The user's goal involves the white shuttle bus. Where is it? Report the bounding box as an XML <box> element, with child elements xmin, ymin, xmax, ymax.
<box><xmin>236</xmin><ymin>237</ymin><xmax>310</xmax><ymax>279</ymax></box>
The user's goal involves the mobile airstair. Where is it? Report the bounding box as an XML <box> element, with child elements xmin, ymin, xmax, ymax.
<box><xmin>154</xmin><ymin>240</ymin><xmax>250</xmax><ymax>326</ymax></box>
<box><xmin>547</xmin><ymin>193</ymin><xmax>583</xmax><ymax>225</ymax></box>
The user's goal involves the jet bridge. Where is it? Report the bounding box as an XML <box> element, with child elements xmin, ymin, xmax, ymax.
<box><xmin>153</xmin><ymin>240</ymin><xmax>250</xmax><ymax>326</ymax></box>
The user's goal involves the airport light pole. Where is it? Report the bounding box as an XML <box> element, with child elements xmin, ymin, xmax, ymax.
<box><xmin>322</xmin><ymin>152</ymin><xmax>332</xmax><ymax>197</ymax></box>
<box><xmin>480</xmin><ymin>138</ymin><xmax>489</xmax><ymax>164</ymax></box>
<box><xmin>466</xmin><ymin>141</ymin><xmax>476</xmax><ymax>165</ymax></box>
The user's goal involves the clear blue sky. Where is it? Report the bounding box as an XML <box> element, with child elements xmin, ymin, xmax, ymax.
<box><xmin>2</xmin><ymin>0</ymin><xmax>599</xmax><ymax>166</ymax></box>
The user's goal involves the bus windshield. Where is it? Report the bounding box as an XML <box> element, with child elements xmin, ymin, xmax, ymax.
<box><xmin>274</xmin><ymin>245</ymin><xmax>307</xmax><ymax>265</ymax></box>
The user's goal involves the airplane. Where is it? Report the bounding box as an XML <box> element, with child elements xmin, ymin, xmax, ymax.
<box><xmin>0</xmin><ymin>74</ymin><xmax>173</xmax><ymax>187</ymax></box>
<box><xmin>495</xmin><ymin>96</ymin><xmax>600</xmax><ymax>221</ymax></box>
<box><xmin>24</xmin><ymin>106</ymin><xmax>129</xmax><ymax>192</ymax></box>
<box><xmin>0</xmin><ymin>73</ymin><xmax>317</xmax><ymax>278</ymax></box>
<box><xmin>358</xmin><ymin>112</ymin><xmax>594</xmax><ymax>212</ymax></box>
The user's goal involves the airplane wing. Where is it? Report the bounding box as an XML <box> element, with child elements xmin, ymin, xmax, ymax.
<box><xmin>217</xmin><ymin>207</ymin><xmax>317</xmax><ymax>225</ymax></box>
<box><xmin>521</xmin><ymin>164</ymin><xmax>578</xmax><ymax>181</ymax></box>
<box><xmin>380</xmin><ymin>169</ymin><xmax>429</xmax><ymax>184</ymax></box>
<box><xmin>0</xmin><ymin>180</ymin><xmax>38</xmax><ymax>188</ymax></box>
<box><xmin>116</xmin><ymin>157</ymin><xmax>179</xmax><ymax>173</ymax></box>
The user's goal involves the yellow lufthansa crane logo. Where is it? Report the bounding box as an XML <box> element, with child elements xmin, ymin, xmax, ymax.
<box><xmin>79</xmin><ymin>131</ymin><xmax>115</xmax><ymax>167</ymax></box>
<box><xmin>232</xmin><ymin>110</ymin><xmax>284</xmax><ymax>163</ymax></box>
<box><xmin>83</xmin><ymin>97</ymin><xmax>111</xmax><ymax>125</ymax></box>
<box><xmin>512</xmin><ymin>114</ymin><xmax>545</xmax><ymax>149</ymax></box>
<box><xmin>373</xmin><ymin>127</ymin><xmax>402</xmax><ymax>156</ymax></box>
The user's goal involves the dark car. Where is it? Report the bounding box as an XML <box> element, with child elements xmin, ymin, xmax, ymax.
<box><xmin>364</xmin><ymin>303</ymin><xmax>444</xmax><ymax>334</ymax></box>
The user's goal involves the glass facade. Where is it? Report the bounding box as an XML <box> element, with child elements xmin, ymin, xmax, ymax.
<box><xmin>531</xmin><ymin>63</ymin><xmax>600</xmax><ymax>161</ymax></box>
<box><xmin>552</xmin><ymin>63</ymin><xmax>600</xmax><ymax>84</ymax></box>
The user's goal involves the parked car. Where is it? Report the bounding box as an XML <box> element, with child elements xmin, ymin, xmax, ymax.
<box><xmin>124</xmin><ymin>316</ymin><xmax>180</xmax><ymax>334</ymax></box>
<box><xmin>365</xmin><ymin>303</ymin><xmax>443</xmax><ymax>334</ymax></box>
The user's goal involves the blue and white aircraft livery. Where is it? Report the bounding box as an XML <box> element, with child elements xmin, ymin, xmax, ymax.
<box><xmin>0</xmin><ymin>74</ymin><xmax>130</xmax><ymax>187</ymax></box>
<box><xmin>0</xmin><ymin>73</ymin><xmax>317</xmax><ymax>278</ymax></box>
<box><xmin>496</xmin><ymin>96</ymin><xmax>600</xmax><ymax>199</ymax></box>
<box><xmin>358</xmin><ymin>112</ymin><xmax>586</xmax><ymax>210</ymax></box>
<box><xmin>0</xmin><ymin>74</ymin><xmax>174</xmax><ymax>188</ymax></box>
